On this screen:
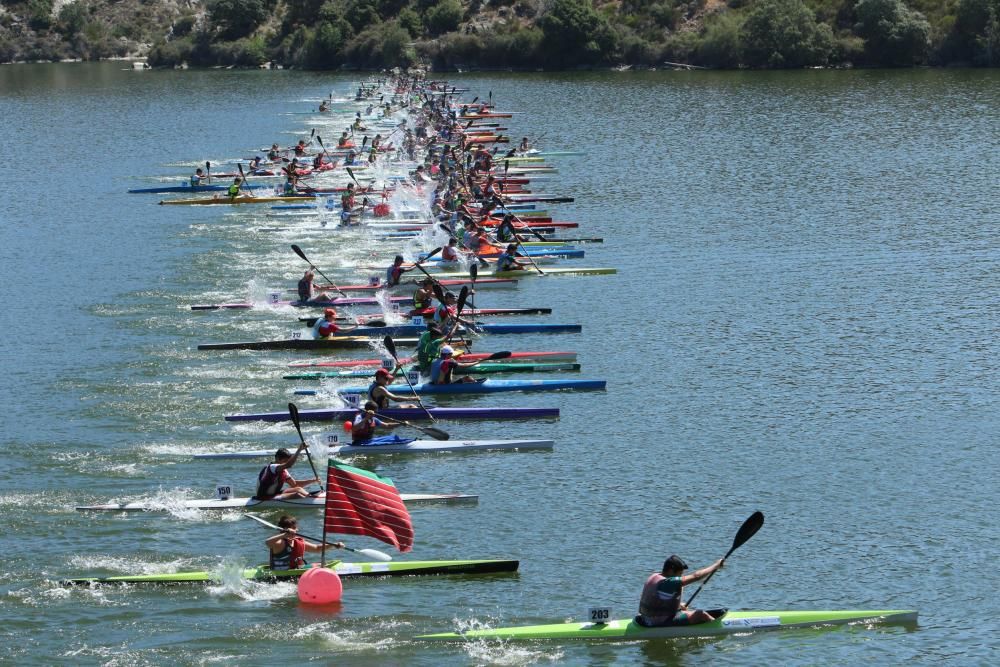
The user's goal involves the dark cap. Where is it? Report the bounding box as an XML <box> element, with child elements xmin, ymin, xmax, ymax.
<box><xmin>663</xmin><ymin>555</ymin><xmax>688</xmax><ymax>573</ymax></box>
<box><xmin>274</xmin><ymin>448</ymin><xmax>291</xmax><ymax>461</ymax></box>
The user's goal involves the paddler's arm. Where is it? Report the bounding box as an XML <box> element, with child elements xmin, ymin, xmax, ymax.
<box><xmin>276</xmin><ymin>442</ymin><xmax>308</xmax><ymax>470</ymax></box>
<box><xmin>681</xmin><ymin>559</ymin><xmax>724</xmax><ymax>586</ymax></box>
<box><xmin>303</xmin><ymin>539</ymin><xmax>344</xmax><ymax>552</ymax></box>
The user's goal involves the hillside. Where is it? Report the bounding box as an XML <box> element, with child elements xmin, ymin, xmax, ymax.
<box><xmin>1</xmin><ymin>0</ymin><xmax>997</xmax><ymax>69</ymax></box>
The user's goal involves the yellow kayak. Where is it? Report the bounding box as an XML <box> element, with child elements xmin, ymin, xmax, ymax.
<box><xmin>159</xmin><ymin>195</ymin><xmax>316</xmax><ymax>205</ymax></box>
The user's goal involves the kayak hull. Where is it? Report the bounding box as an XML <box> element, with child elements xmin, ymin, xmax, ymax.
<box><xmin>287</xmin><ymin>351</ymin><xmax>576</xmax><ymax>368</ymax></box>
<box><xmin>417</xmin><ymin>609</ymin><xmax>919</xmax><ymax>641</ymax></box>
<box><xmin>65</xmin><ymin>559</ymin><xmax>519</xmax><ymax>585</ymax></box>
<box><xmin>224</xmin><ymin>406</ymin><xmax>560</xmax><ymax>422</ymax></box>
<box><xmin>284</xmin><ymin>362</ymin><xmax>581</xmax><ymax>379</ymax></box>
<box><xmin>75</xmin><ymin>492</ymin><xmax>476</xmax><ymax>512</ymax></box>
<box><xmin>433</xmin><ymin>267</ymin><xmax>616</xmax><ymax>278</ymax></box>
<box><xmin>197</xmin><ymin>336</ymin><xmax>437</xmax><ymax>351</ymax></box>
<box><xmin>334</xmin><ymin>379</ymin><xmax>606</xmax><ymax>395</ymax></box>
<box><xmin>192</xmin><ymin>439</ymin><xmax>555</xmax><ymax>458</ymax></box>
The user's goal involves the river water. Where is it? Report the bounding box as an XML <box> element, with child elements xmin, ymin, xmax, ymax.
<box><xmin>0</xmin><ymin>63</ymin><xmax>997</xmax><ymax>665</ymax></box>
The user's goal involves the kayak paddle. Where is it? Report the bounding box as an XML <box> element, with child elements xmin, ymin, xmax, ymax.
<box><xmin>288</xmin><ymin>402</ymin><xmax>324</xmax><ymax>493</ymax></box>
<box><xmin>245</xmin><ymin>513</ymin><xmax>392</xmax><ymax>562</ymax></box>
<box><xmin>383</xmin><ymin>335</ymin><xmax>436</xmax><ymax>422</ymax></box>
<box><xmin>291</xmin><ymin>244</ymin><xmax>347</xmax><ymax>298</ymax></box>
<box><xmin>372</xmin><ymin>412</ymin><xmax>449</xmax><ymax>440</ymax></box>
<box><xmin>685</xmin><ymin>511</ymin><xmax>765</xmax><ymax>606</ymax></box>
<box><xmin>205</xmin><ymin>160</ymin><xmax>211</xmax><ymax>184</ymax></box>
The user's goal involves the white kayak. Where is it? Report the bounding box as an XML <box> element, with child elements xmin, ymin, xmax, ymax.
<box><xmin>76</xmin><ymin>492</ymin><xmax>477</xmax><ymax>512</ymax></box>
<box><xmin>191</xmin><ymin>438</ymin><xmax>555</xmax><ymax>459</ymax></box>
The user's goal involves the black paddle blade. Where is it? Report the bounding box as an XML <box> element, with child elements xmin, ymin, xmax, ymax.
<box><xmin>366</xmin><ymin>319</ymin><xmax>386</xmax><ymax>327</ymax></box>
<box><xmin>432</xmin><ymin>283</ymin><xmax>446</xmax><ymax>303</ymax></box>
<box><xmin>288</xmin><ymin>402</ymin><xmax>306</xmax><ymax>444</ymax></box>
<box><xmin>423</xmin><ymin>426</ymin><xmax>450</xmax><ymax>441</ymax></box>
<box><xmin>728</xmin><ymin>512</ymin><xmax>765</xmax><ymax>557</ymax></box>
<box><xmin>488</xmin><ymin>351</ymin><xmax>512</xmax><ymax>360</ymax></box>
<box><xmin>457</xmin><ymin>286</ymin><xmax>469</xmax><ymax>313</ymax></box>
<box><xmin>291</xmin><ymin>244</ymin><xmax>308</xmax><ymax>262</ymax></box>
<box><xmin>470</xmin><ymin>263</ymin><xmax>478</xmax><ymax>280</ymax></box>
<box><xmin>383</xmin><ymin>335</ymin><xmax>397</xmax><ymax>358</ymax></box>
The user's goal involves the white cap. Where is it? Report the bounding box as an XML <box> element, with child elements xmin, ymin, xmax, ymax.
<box><xmin>440</xmin><ymin>345</ymin><xmax>454</xmax><ymax>356</ymax></box>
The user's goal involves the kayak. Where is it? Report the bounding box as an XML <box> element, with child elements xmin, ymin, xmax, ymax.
<box><xmin>328</xmin><ymin>378</ymin><xmax>606</xmax><ymax>396</ymax></box>
<box><xmin>197</xmin><ymin>336</ymin><xmax>446</xmax><ymax>351</ymax></box>
<box><xmin>225</xmin><ymin>406</ymin><xmax>560</xmax><ymax>422</ymax></box>
<box><xmin>65</xmin><ymin>559</ymin><xmax>519</xmax><ymax>586</ymax></box>
<box><xmin>299</xmin><ymin>307</ymin><xmax>556</xmax><ymax>326</ymax></box>
<box><xmin>416</xmin><ymin>609</ymin><xmax>919</xmax><ymax>642</ymax></box>
<box><xmin>284</xmin><ymin>362</ymin><xmax>581</xmax><ymax>380</ymax></box>
<box><xmin>191</xmin><ymin>295</ymin><xmax>414</xmax><ymax>311</ymax></box>
<box><xmin>309</xmin><ymin>278</ymin><xmax>518</xmax><ymax>293</ymax></box>
<box><xmin>159</xmin><ymin>195</ymin><xmax>316</xmax><ymax>205</ymax></box>
<box><xmin>287</xmin><ymin>351</ymin><xmax>577</xmax><ymax>368</ymax></box>
<box><xmin>192</xmin><ymin>438</ymin><xmax>555</xmax><ymax>458</ymax></box>
<box><xmin>324</xmin><ymin>323</ymin><xmax>581</xmax><ymax>337</ymax></box>
<box><xmin>433</xmin><ymin>267</ymin><xmax>616</xmax><ymax>279</ymax></box>
<box><xmin>75</xmin><ymin>492</ymin><xmax>476</xmax><ymax>512</ymax></box>
<box><xmin>128</xmin><ymin>184</ymin><xmax>267</xmax><ymax>194</ymax></box>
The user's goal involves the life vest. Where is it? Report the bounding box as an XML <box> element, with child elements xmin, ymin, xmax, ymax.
<box><xmin>297</xmin><ymin>278</ymin><xmax>311</xmax><ymax>302</ymax></box>
<box><xmin>430</xmin><ymin>358</ymin><xmax>456</xmax><ymax>384</ymax></box>
<box><xmin>227</xmin><ymin>184</ymin><xmax>240</xmax><ymax>197</ymax></box>
<box><xmin>434</xmin><ymin>304</ymin><xmax>454</xmax><ymax>323</ymax></box>
<box><xmin>352</xmin><ymin>415</ymin><xmax>377</xmax><ymax>442</ymax></box>
<box><xmin>638</xmin><ymin>573</ymin><xmax>681</xmax><ymax>622</ymax></box>
<box><xmin>255</xmin><ymin>464</ymin><xmax>286</xmax><ymax>499</ymax></box>
<box><xmin>190</xmin><ymin>175</ymin><xmax>201</xmax><ymax>187</ymax></box>
<box><xmin>386</xmin><ymin>265</ymin><xmax>403</xmax><ymax>286</ymax></box>
<box><xmin>368</xmin><ymin>383</ymin><xmax>388</xmax><ymax>410</ymax></box>
<box><xmin>269</xmin><ymin>536</ymin><xmax>306</xmax><ymax>570</ymax></box>
<box><xmin>416</xmin><ymin>333</ymin><xmax>441</xmax><ymax>370</ymax></box>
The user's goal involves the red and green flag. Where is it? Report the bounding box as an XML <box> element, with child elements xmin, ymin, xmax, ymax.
<box><xmin>323</xmin><ymin>459</ymin><xmax>413</xmax><ymax>552</ymax></box>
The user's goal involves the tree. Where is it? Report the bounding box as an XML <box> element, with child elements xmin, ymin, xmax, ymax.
<box><xmin>208</xmin><ymin>0</ymin><xmax>270</xmax><ymax>40</ymax></box>
<box><xmin>425</xmin><ymin>0</ymin><xmax>463</xmax><ymax>36</ymax></box>
<box><xmin>698</xmin><ymin>11</ymin><xmax>743</xmax><ymax>67</ymax></box>
<box><xmin>854</xmin><ymin>0</ymin><xmax>931</xmax><ymax>66</ymax></box>
<box><xmin>538</xmin><ymin>0</ymin><xmax>616</xmax><ymax>66</ymax></box>
<box><xmin>740</xmin><ymin>0</ymin><xmax>833</xmax><ymax>68</ymax></box>
<box><xmin>947</xmin><ymin>0</ymin><xmax>1000</xmax><ymax>64</ymax></box>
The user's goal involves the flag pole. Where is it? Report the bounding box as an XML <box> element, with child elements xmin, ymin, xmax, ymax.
<box><xmin>320</xmin><ymin>459</ymin><xmax>330</xmax><ymax>567</ymax></box>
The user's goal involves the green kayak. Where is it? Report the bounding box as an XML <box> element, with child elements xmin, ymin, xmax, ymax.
<box><xmin>416</xmin><ymin>608</ymin><xmax>918</xmax><ymax>641</ymax></box>
<box><xmin>284</xmin><ymin>362</ymin><xmax>581</xmax><ymax>380</ymax></box>
<box><xmin>64</xmin><ymin>559</ymin><xmax>518</xmax><ymax>585</ymax></box>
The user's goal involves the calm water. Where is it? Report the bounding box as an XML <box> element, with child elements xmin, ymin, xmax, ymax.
<box><xmin>1</xmin><ymin>63</ymin><xmax>998</xmax><ymax>665</ymax></box>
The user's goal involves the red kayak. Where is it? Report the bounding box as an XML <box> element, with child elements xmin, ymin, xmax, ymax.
<box><xmin>288</xmin><ymin>350</ymin><xmax>577</xmax><ymax>368</ymax></box>
<box><xmin>314</xmin><ymin>277</ymin><xmax>518</xmax><ymax>293</ymax></box>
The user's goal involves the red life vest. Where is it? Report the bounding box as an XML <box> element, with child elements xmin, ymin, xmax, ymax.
<box><xmin>269</xmin><ymin>536</ymin><xmax>306</xmax><ymax>570</ymax></box>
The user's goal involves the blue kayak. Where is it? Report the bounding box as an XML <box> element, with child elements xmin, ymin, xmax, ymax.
<box><xmin>420</xmin><ymin>249</ymin><xmax>585</xmax><ymax>261</ymax></box>
<box><xmin>340</xmin><ymin>323</ymin><xmax>581</xmax><ymax>337</ymax></box>
<box><xmin>321</xmin><ymin>378</ymin><xmax>606</xmax><ymax>396</ymax></box>
<box><xmin>128</xmin><ymin>183</ymin><xmax>266</xmax><ymax>194</ymax></box>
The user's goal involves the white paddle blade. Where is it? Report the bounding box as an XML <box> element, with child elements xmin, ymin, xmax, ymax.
<box><xmin>358</xmin><ymin>548</ymin><xmax>392</xmax><ymax>562</ymax></box>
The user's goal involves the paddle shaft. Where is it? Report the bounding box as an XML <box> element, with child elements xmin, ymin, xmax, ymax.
<box><xmin>383</xmin><ymin>335</ymin><xmax>436</xmax><ymax>421</ymax></box>
<box><xmin>685</xmin><ymin>511</ymin><xmax>765</xmax><ymax>606</ymax></box>
<box><xmin>288</xmin><ymin>403</ymin><xmax>324</xmax><ymax>491</ymax></box>
<box><xmin>291</xmin><ymin>245</ymin><xmax>347</xmax><ymax>298</ymax></box>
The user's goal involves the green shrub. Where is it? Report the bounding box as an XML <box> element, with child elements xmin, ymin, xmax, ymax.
<box><xmin>425</xmin><ymin>0</ymin><xmax>463</xmax><ymax>35</ymax></box>
<box><xmin>854</xmin><ymin>0</ymin><xmax>931</xmax><ymax>65</ymax></box>
<box><xmin>538</xmin><ymin>0</ymin><xmax>617</xmax><ymax>66</ymax></box>
<box><xmin>208</xmin><ymin>0</ymin><xmax>270</xmax><ymax>39</ymax></box>
<box><xmin>698</xmin><ymin>11</ymin><xmax>742</xmax><ymax>67</ymax></box>
<box><xmin>741</xmin><ymin>0</ymin><xmax>833</xmax><ymax>67</ymax></box>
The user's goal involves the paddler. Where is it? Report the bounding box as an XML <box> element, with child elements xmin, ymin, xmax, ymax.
<box><xmin>337</xmin><ymin>131</ymin><xmax>351</xmax><ymax>148</ymax></box>
<box><xmin>190</xmin><ymin>167</ymin><xmax>205</xmax><ymax>187</ymax></box>
<box><xmin>415</xmin><ymin>323</ymin><xmax>448</xmax><ymax>374</ymax></box>
<box><xmin>495</xmin><ymin>243</ymin><xmax>529</xmax><ymax>272</ymax></box>
<box><xmin>248</xmin><ymin>155</ymin><xmax>264</xmax><ymax>173</ymax></box>
<box><xmin>297</xmin><ymin>269</ymin><xmax>333</xmax><ymax>304</ymax></box>
<box><xmin>318</xmin><ymin>99</ymin><xmax>331</xmax><ymax>112</ymax></box>
<box><xmin>637</xmin><ymin>555</ymin><xmax>725</xmax><ymax>627</ymax></box>
<box><xmin>293</xmin><ymin>139</ymin><xmax>308</xmax><ymax>156</ymax></box>
<box><xmin>311</xmin><ymin>308</ymin><xmax>359</xmax><ymax>339</ymax></box>
<box><xmin>441</xmin><ymin>237</ymin><xmax>461</xmax><ymax>262</ymax></box>
<box><xmin>282</xmin><ymin>175</ymin><xmax>298</xmax><ymax>196</ymax></box>
<box><xmin>495</xmin><ymin>214</ymin><xmax>517</xmax><ymax>243</ymax></box>
<box><xmin>386</xmin><ymin>255</ymin><xmax>414</xmax><ymax>287</ymax></box>
<box><xmin>253</xmin><ymin>444</ymin><xmax>320</xmax><ymax>500</ymax></box>
<box><xmin>227</xmin><ymin>177</ymin><xmax>242</xmax><ymax>199</ymax></box>
<box><xmin>518</xmin><ymin>137</ymin><xmax>530</xmax><ymax>153</ymax></box>
<box><xmin>266</xmin><ymin>515</ymin><xmax>343</xmax><ymax>570</ymax></box>
<box><xmin>412</xmin><ymin>277</ymin><xmax>436</xmax><ymax>312</ymax></box>
<box><xmin>429</xmin><ymin>345</ymin><xmax>477</xmax><ymax>384</ymax></box>
<box><xmin>267</xmin><ymin>143</ymin><xmax>281</xmax><ymax>161</ymax></box>
<box><xmin>351</xmin><ymin>400</ymin><xmax>397</xmax><ymax>443</ymax></box>
<box><xmin>368</xmin><ymin>367</ymin><xmax>419</xmax><ymax>409</ymax></box>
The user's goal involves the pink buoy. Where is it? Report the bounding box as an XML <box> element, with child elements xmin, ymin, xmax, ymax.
<box><xmin>297</xmin><ymin>566</ymin><xmax>342</xmax><ymax>604</ymax></box>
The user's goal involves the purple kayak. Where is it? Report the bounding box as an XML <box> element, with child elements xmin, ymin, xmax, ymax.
<box><xmin>225</xmin><ymin>406</ymin><xmax>560</xmax><ymax>422</ymax></box>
